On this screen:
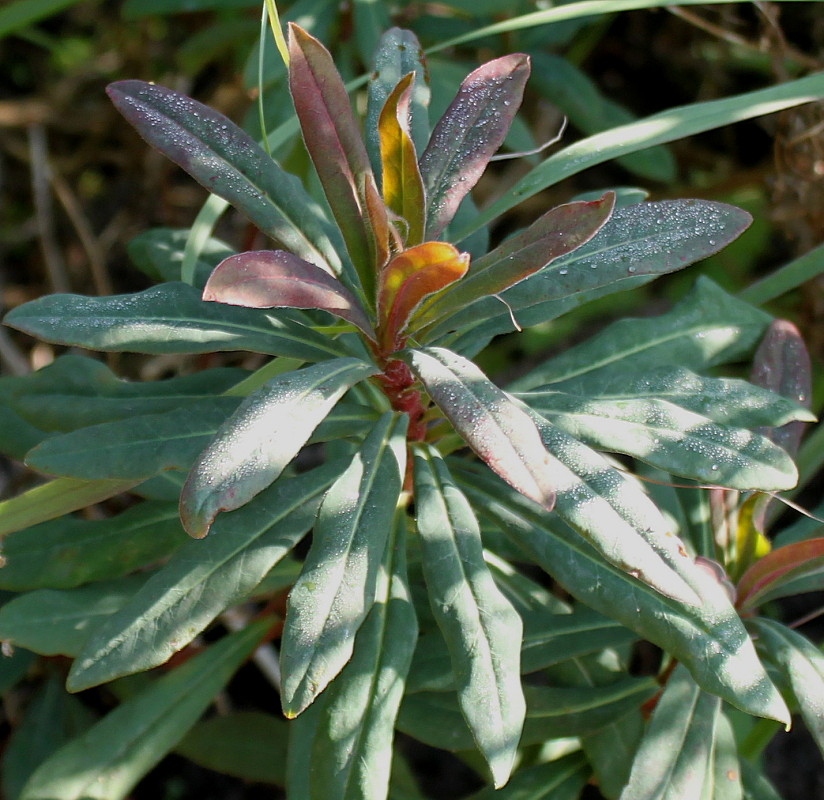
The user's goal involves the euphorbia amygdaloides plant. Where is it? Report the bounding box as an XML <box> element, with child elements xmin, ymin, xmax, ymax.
<box><xmin>0</xmin><ymin>22</ymin><xmax>817</xmax><ymax>800</ymax></box>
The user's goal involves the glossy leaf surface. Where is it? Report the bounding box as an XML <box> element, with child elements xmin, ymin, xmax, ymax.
<box><xmin>400</xmin><ymin>347</ymin><xmax>556</xmax><ymax>511</ymax></box>
<box><xmin>20</xmin><ymin>621</ymin><xmax>268</xmax><ymax>800</ymax></box>
<box><xmin>180</xmin><ymin>357</ymin><xmax>376</xmax><ymax>538</ymax></box>
<box><xmin>619</xmin><ymin>665</ymin><xmax>720</xmax><ymax>800</ymax></box>
<box><xmin>306</xmin><ymin>513</ymin><xmax>417</xmax><ymax>799</ymax></box>
<box><xmin>413</xmin><ymin>446</ymin><xmax>524</xmax><ymax>787</ymax></box>
<box><xmin>288</xmin><ymin>23</ymin><xmax>387</xmax><ymax>292</ymax></box>
<box><xmin>4</xmin><ymin>282</ymin><xmax>344</xmax><ymax>360</ymax></box>
<box><xmin>106</xmin><ymin>80</ymin><xmax>345</xmax><ymax>275</ymax></box>
<box><xmin>66</xmin><ymin>462</ymin><xmax>341</xmax><ymax>692</ymax></box>
<box><xmin>455</xmin><ymin>463</ymin><xmax>789</xmax><ymax>724</ymax></box>
<box><xmin>419</xmin><ymin>193</ymin><xmax>614</xmax><ymax>326</ymax></box>
<box><xmin>419</xmin><ymin>53</ymin><xmax>530</xmax><ymax>239</ymax></box>
<box><xmin>378</xmin><ymin>73</ymin><xmax>426</xmax><ymax>246</ymax></box>
<box><xmin>203</xmin><ymin>250</ymin><xmax>375</xmax><ymax>339</ymax></box>
<box><xmin>281</xmin><ymin>413</ymin><xmax>407</xmax><ymax>716</ymax></box>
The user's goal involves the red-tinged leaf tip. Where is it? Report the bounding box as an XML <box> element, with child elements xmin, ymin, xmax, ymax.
<box><xmin>203</xmin><ymin>250</ymin><xmax>376</xmax><ymax>340</ymax></box>
<box><xmin>378</xmin><ymin>242</ymin><xmax>469</xmax><ymax>350</ymax></box>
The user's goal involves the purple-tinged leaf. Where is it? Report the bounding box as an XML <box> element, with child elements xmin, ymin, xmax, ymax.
<box><xmin>737</xmin><ymin>538</ymin><xmax>824</xmax><ymax>611</ymax></box>
<box><xmin>417</xmin><ymin>193</ymin><xmax>614</xmax><ymax>327</ymax></box>
<box><xmin>203</xmin><ymin>251</ymin><xmax>376</xmax><ymax>340</ymax></box>
<box><xmin>379</xmin><ymin>73</ymin><xmax>426</xmax><ymax>246</ymax></box>
<box><xmin>288</xmin><ymin>24</ymin><xmax>388</xmax><ymax>295</ymax></box>
<box><xmin>106</xmin><ymin>80</ymin><xmax>345</xmax><ymax>276</ymax></box>
<box><xmin>419</xmin><ymin>54</ymin><xmax>530</xmax><ymax>240</ymax></box>
<box><xmin>179</xmin><ymin>357</ymin><xmax>377</xmax><ymax>538</ymax></box>
<box><xmin>750</xmin><ymin>319</ymin><xmax>812</xmax><ymax>458</ymax></box>
<box><xmin>399</xmin><ymin>347</ymin><xmax>556</xmax><ymax>512</ymax></box>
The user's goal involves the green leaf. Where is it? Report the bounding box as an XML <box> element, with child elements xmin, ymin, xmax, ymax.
<box><xmin>352</xmin><ymin>0</ymin><xmax>391</xmax><ymax>67</ymax></box>
<box><xmin>398</xmin><ymin>677</ymin><xmax>657</xmax><ymax>752</ymax></box>
<box><xmin>400</xmin><ymin>347</ymin><xmax>556</xmax><ymax>511</ymax></box>
<box><xmin>524</xmin><ymin>389</ymin><xmax>799</xmax><ymax>491</ymax></box>
<box><xmin>740</xmin><ymin>240</ymin><xmax>824</xmax><ymax>306</ymax></box>
<box><xmin>175</xmin><ymin>712</ymin><xmax>288</xmax><ymax>786</ymax></box>
<box><xmin>419</xmin><ymin>53</ymin><xmax>530</xmax><ymax>239</ymax></box>
<box><xmin>306</xmin><ymin>512</ymin><xmax>417</xmax><ymax>799</ymax></box>
<box><xmin>106</xmin><ymin>81</ymin><xmax>345</xmax><ymax>276</ymax></box>
<box><xmin>583</xmin><ymin>712</ymin><xmax>645</xmax><ymax>800</ymax></box>
<box><xmin>750</xmin><ymin>617</ymin><xmax>824</xmax><ymax>760</ymax></box>
<box><xmin>0</xmin><ymin>647</ymin><xmax>36</xmax><ymax>694</ymax></box>
<box><xmin>66</xmin><ymin>462</ymin><xmax>341</xmax><ymax>692</ymax></box>
<box><xmin>619</xmin><ymin>665</ymin><xmax>720</xmax><ymax>800</ymax></box>
<box><xmin>203</xmin><ymin>250</ymin><xmax>376</xmax><ymax>339</ymax></box>
<box><xmin>0</xmin><ymin>575</ymin><xmax>148</xmax><ymax>657</ymax></box>
<box><xmin>4</xmin><ymin>282</ymin><xmax>344</xmax><ymax>360</ymax></box>
<box><xmin>0</xmin><ymin>0</ymin><xmax>82</xmax><ymax>38</ymax></box>
<box><xmin>419</xmin><ymin>193</ymin><xmax>615</xmax><ymax>327</ymax></box>
<box><xmin>0</xmin><ymin>501</ymin><xmax>184</xmax><ymax>590</ymax></box>
<box><xmin>711</xmin><ymin>713</ymin><xmax>744</xmax><ymax>800</ymax></box>
<box><xmin>1</xmin><ymin>677</ymin><xmax>95</xmax><ymax>800</ymax></box>
<box><xmin>412</xmin><ymin>445</ymin><xmax>524</xmax><ymax>787</ymax></box>
<box><xmin>467</xmin><ymin>753</ymin><xmax>590</xmax><ymax>800</ymax></box>
<box><xmin>366</xmin><ymin>28</ymin><xmax>430</xmax><ymax>175</ymax></box>
<box><xmin>455</xmin><ymin>464</ymin><xmax>789</xmax><ymax>725</ymax></box>
<box><xmin>281</xmin><ymin>413</ymin><xmax>407</xmax><ymax>716</ymax></box>
<box><xmin>452</xmin><ymin>69</ymin><xmax>824</xmax><ymax>240</ymax></box>
<box><xmin>0</xmin><ymin>478</ymin><xmax>139</xmax><ymax>539</ymax></box>
<box><xmin>25</xmin><ymin>397</ymin><xmax>241</xmax><ymax>480</ymax></box>
<box><xmin>740</xmin><ymin>760</ymin><xmax>783</xmax><ymax>800</ymax></box>
<box><xmin>19</xmin><ymin>621</ymin><xmax>268</xmax><ymax>800</ymax></box>
<box><xmin>511</xmin><ymin>277</ymin><xmax>772</xmax><ymax>391</ymax></box>
<box><xmin>288</xmin><ymin>23</ymin><xmax>387</xmax><ymax>296</ymax></box>
<box><xmin>530</xmin><ymin>366</ymin><xmax>815</xmax><ymax>430</ymax></box>
<box><xmin>180</xmin><ymin>357</ymin><xmax>376</xmax><ymax>538</ymax></box>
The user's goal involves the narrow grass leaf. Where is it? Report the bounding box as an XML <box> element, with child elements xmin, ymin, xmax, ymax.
<box><xmin>307</xmin><ymin>512</ymin><xmax>418</xmax><ymax>799</ymax></box>
<box><xmin>106</xmin><ymin>80</ymin><xmax>345</xmax><ymax>275</ymax></box>
<box><xmin>413</xmin><ymin>445</ymin><xmax>525</xmax><ymax>787</ymax></box>
<box><xmin>419</xmin><ymin>53</ymin><xmax>530</xmax><ymax>239</ymax></box>
<box><xmin>180</xmin><ymin>357</ymin><xmax>376</xmax><ymax>538</ymax></box>
<box><xmin>619</xmin><ymin>665</ymin><xmax>720</xmax><ymax>800</ymax></box>
<box><xmin>4</xmin><ymin>282</ymin><xmax>344</xmax><ymax>360</ymax></box>
<box><xmin>400</xmin><ymin>347</ymin><xmax>556</xmax><ymax>512</ymax></box>
<box><xmin>455</xmin><ymin>463</ymin><xmax>789</xmax><ymax>724</ymax></box>
<box><xmin>20</xmin><ymin>621</ymin><xmax>269</xmax><ymax>800</ymax></box>
<box><xmin>740</xmin><ymin>241</ymin><xmax>824</xmax><ymax>306</ymax></box>
<box><xmin>67</xmin><ymin>462</ymin><xmax>340</xmax><ymax>692</ymax></box>
<box><xmin>281</xmin><ymin>413</ymin><xmax>407</xmax><ymax>716</ymax></box>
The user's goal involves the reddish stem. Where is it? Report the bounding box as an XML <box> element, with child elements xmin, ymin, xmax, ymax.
<box><xmin>373</xmin><ymin>358</ymin><xmax>427</xmax><ymax>442</ymax></box>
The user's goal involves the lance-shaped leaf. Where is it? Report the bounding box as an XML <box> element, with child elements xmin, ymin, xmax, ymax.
<box><xmin>180</xmin><ymin>357</ymin><xmax>377</xmax><ymax>538</ymax></box>
<box><xmin>619</xmin><ymin>665</ymin><xmax>720</xmax><ymax>800</ymax></box>
<box><xmin>4</xmin><ymin>282</ymin><xmax>344</xmax><ymax>361</ymax></box>
<box><xmin>203</xmin><ymin>250</ymin><xmax>375</xmax><ymax>339</ymax></box>
<box><xmin>419</xmin><ymin>193</ymin><xmax>614</xmax><ymax>327</ymax></box>
<box><xmin>281</xmin><ymin>413</ymin><xmax>407</xmax><ymax>717</ymax></box>
<box><xmin>399</xmin><ymin>347</ymin><xmax>556</xmax><ymax>512</ymax></box>
<box><xmin>379</xmin><ymin>73</ymin><xmax>426</xmax><ymax>246</ymax></box>
<box><xmin>413</xmin><ymin>446</ymin><xmax>525</xmax><ymax>787</ymax></box>
<box><xmin>288</xmin><ymin>23</ymin><xmax>387</xmax><ymax>295</ymax></box>
<box><xmin>467</xmin><ymin>753</ymin><xmax>589</xmax><ymax>800</ymax></box>
<box><xmin>0</xmin><ymin>500</ymin><xmax>184</xmax><ymax>591</ymax></box>
<box><xmin>19</xmin><ymin>621</ymin><xmax>268</xmax><ymax>800</ymax></box>
<box><xmin>367</xmin><ymin>28</ymin><xmax>430</xmax><ymax>179</ymax></box>
<box><xmin>455</xmin><ymin>463</ymin><xmax>789</xmax><ymax>724</ymax></box>
<box><xmin>430</xmin><ymin>198</ymin><xmax>750</xmax><ymax>337</ymax></box>
<box><xmin>307</xmin><ymin>513</ymin><xmax>418</xmax><ymax>800</ymax></box>
<box><xmin>750</xmin><ymin>319</ymin><xmax>812</xmax><ymax>458</ymax></box>
<box><xmin>750</xmin><ymin>618</ymin><xmax>824</xmax><ymax>759</ymax></box>
<box><xmin>379</xmin><ymin>243</ymin><xmax>469</xmax><ymax>351</ymax></box>
<box><xmin>106</xmin><ymin>81</ymin><xmax>345</xmax><ymax>276</ymax></box>
<box><xmin>524</xmin><ymin>391</ymin><xmax>798</xmax><ymax>491</ymax></box>
<box><xmin>67</xmin><ymin>462</ymin><xmax>342</xmax><ymax>692</ymax></box>
<box><xmin>737</xmin><ymin>538</ymin><xmax>824</xmax><ymax>611</ymax></box>
<box><xmin>419</xmin><ymin>53</ymin><xmax>530</xmax><ymax>239</ymax></box>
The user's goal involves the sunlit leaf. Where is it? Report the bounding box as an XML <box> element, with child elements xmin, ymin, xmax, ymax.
<box><xmin>400</xmin><ymin>347</ymin><xmax>556</xmax><ymax>511</ymax></box>
<box><xmin>419</xmin><ymin>53</ymin><xmax>530</xmax><ymax>239</ymax></box>
<box><xmin>413</xmin><ymin>445</ymin><xmax>524</xmax><ymax>787</ymax></box>
<box><xmin>203</xmin><ymin>250</ymin><xmax>375</xmax><ymax>339</ymax></box>
<box><xmin>466</xmin><ymin>753</ymin><xmax>589</xmax><ymax>800</ymax></box>
<box><xmin>180</xmin><ymin>357</ymin><xmax>376</xmax><ymax>538</ymax></box>
<box><xmin>281</xmin><ymin>413</ymin><xmax>407</xmax><ymax>716</ymax></box>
